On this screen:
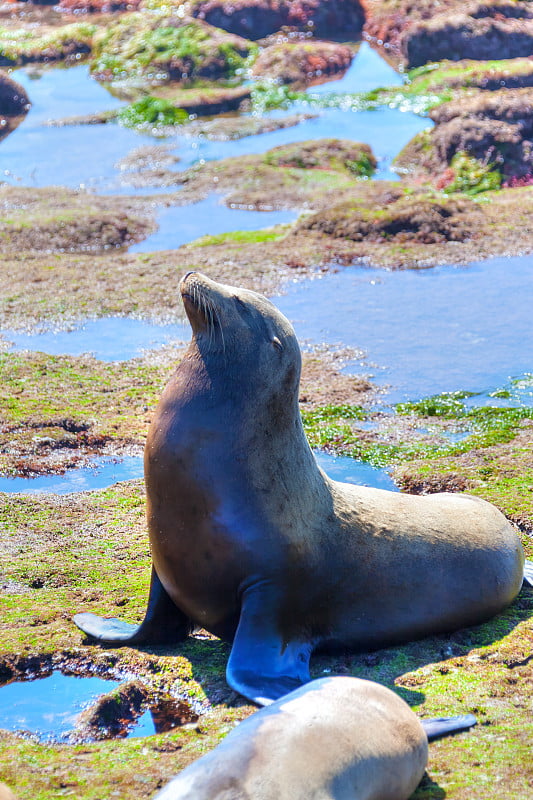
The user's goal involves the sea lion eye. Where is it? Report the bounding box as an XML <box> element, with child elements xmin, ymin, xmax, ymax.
<box><xmin>272</xmin><ymin>337</ymin><xmax>283</xmax><ymax>351</ymax></box>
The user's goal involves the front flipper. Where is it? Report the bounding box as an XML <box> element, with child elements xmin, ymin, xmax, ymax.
<box><xmin>73</xmin><ymin>566</ymin><xmax>192</xmax><ymax>645</ymax></box>
<box><xmin>226</xmin><ymin>583</ymin><xmax>313</xmax><ymax>706</ymax></box>
<box><xmin>523</xmin><ymin>559</ymin><xmax>533</xmax><ymax>587</ymax></box>
<box><xmin>422</xmin><ymin>714</ymin><xmax>477</xmax><ymax>741</ymax></box>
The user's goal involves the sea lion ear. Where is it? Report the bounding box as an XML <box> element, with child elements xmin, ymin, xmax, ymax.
<box><xmin>272</xmin><ymin>337</ymin><xmax>283</xmax><ymax>352</ymax></box>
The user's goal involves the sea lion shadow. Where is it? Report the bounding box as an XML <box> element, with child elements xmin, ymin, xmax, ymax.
<box><xmin>414</xmin><ymin>773</ymin><xmax>446</xmax><ymax>799</ymax></box>
<box><xmin>311</xmin><ymin>586</ymin><xmax>533</xmax><ymax>708</ymax></box>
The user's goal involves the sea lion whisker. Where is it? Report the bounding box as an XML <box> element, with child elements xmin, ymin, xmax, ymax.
<box><xmin>213</xmin><ymin>302</ymin><xmax>226</xmax><ymax>360</ymax></box>
<box><xmin>206</xmin><ymin>296</ymin><xmax>216</xmax><ymax>347</ymax></box>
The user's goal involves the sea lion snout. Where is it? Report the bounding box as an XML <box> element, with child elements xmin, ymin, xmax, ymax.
<box><xmin>180</xmin><ymin>272</ymin><xmax>216</xmax><ymax>333</ymax></box>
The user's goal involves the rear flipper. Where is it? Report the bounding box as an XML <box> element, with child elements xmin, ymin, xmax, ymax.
<box><xmin>523</xmin><ymin>559</ymin><xmax>533</xmax><ymax>587</ymax></box>
<box><xmin>73</xmin><ymin>566</ymin><xmax>192</xmax><ymax>645</ymax></box>
<box><xmin>422</xmin><ymin>714</ymin><xmax>477</xmax><ymax>742</ymax></box>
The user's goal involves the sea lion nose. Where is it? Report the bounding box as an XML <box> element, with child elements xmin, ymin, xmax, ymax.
<box><xmin>181</xmin><ymin>270</ymin><xmax>197</xmax><ymax>290</ymax></box>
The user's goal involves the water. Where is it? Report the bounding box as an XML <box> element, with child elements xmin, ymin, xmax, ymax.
<box><xmin>315</xmin><ymin>450</ymin><xmax>397</xmax><ymax>490</ymax></box>
<box><xmin>0</xmin><ymin>671</ymin><xmax>144</xmax><ymax>742</ymax></box>
<box><xmin>0</xmin><ymin>451</ymin><xmax>394</xmax><ymax>495</ymax></box>
<box><xmin>0</xmin><ymin>455</ymin><xmax>143</xmax><ymax>494</ymax></box>
<box><xmin>308</xmin><ymin>41</ymin><xmax>404</xmax><ymax>94</ymax></box>
<box><xmin>2</xmin><ymin>316</ymin><xmax>190</xmax><ymax>360</ymax></box>
<box><xmin>129</xmin><ymin>195</ymin><xmax>297</xmax><ymax>252</ymax></box>
<box><xmin>0</xmin><ymin>65</ymin><xmax>142</xmax><ymax>191</ymax></box>
<box><xmin>0</xmin><ymin>53</ymin><xmax>428</xmax><ymax>192</ymax></box>
<box><xmin>275</xmin><ymin>256</ymin><xmax>533</xmax><ymax>404</ymax></box>
<box><xmin>190</xmin><ymin>107</ymin><xmax>428</xmax><ymax>182</ymax></box>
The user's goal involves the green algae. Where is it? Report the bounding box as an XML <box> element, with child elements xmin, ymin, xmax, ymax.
<box><xmin>117</xmin><ymin>96</ymin><xmax>189</xmax><ymax>128</ymax></box>
<box><xmin>190</xmin><ymin>226</ymin><xmax>289</xmax><ymax>247</ymax></box>
<box><xmin>442</xmin><ymin>152</ymin><xmax>502</xmax><ymax>195</ymax></box>
<box><xmin>302</xmin><ymin>396</ymin><xmax>533</xmax><ymax>471</ymax></box>
<box><xmin>407</xmin><ymin>56</ymin><xmax>533</xmax><ymax>93</ymax></box>
<box><xmin>0</xmin><ymin>351</ymin><xmax>175</xmax><ymax>451</ymax></box>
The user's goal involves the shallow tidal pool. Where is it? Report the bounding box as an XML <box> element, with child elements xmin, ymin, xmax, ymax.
<box><xmin>276</xmin><ymin>255</ymin><xmax>533</xmax><ymax>404</ymax></box>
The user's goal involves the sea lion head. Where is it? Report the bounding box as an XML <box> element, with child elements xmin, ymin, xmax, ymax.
<box><xmin>180</xmin><ymin>272</ymin><xmax>301</xmax><ymax>407</ymax></box>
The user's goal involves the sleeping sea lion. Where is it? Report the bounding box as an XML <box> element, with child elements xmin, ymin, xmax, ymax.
<box><xmin>153</xmin><ymin>676</ymin><xmax>476</xmax><ymax>800</ymax></box>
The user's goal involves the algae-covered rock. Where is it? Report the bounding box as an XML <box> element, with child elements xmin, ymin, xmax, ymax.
<box><xmin>147</xmin><ymin>83</ymin><xmax>251</xmax><ymax>115</ymax></box>
<box><xmin>58</xmin><ymin>0</ymin><xmax>141</xmax><ymax>10</ymax></box>
<box><xmin>263</xmin><ymin>138</ymin><xmax>376</xmax><ymax>176</ymax></box>
<box><xmin>189</xmin><ymin>0</ymin><xmax>365</xmax><ymax>40</ymax></box>
<box><xmin>0</xmin><ymin>22</ymin><xmax>96</xmax><ymax>66</ymax></box>
<box><xmin>0</xmin><ymin>185</ymin><xmax>155</xmax><ymax>253</ymax></box>
<box><xmin>407</xmin><ymin>57</ymin><xmax>533</xmax><ymax>95</ymax></box>
<box><xmin>91</xmin><ymin>14</ymin><xmax>255</xmax><ymax>84</ymax></box>
<box><xmin>397</xmin><ymin>88</ymin><xmax>533</xmax><ymax>181</ymax></box>
<box><xmin>181</xmin><ymin>111</ymin><xmax>316</xmax><ymax>140</ymax></box>
<box><xmin>76</xmin><ymin>680</ymin><xmax>150</xmax><ymax>740</ymax></box>
<box><xmin>429</xmin><ymin>87</ymin><xmax>533</xmax><ymax>126</ymax></box>
<box><xmin>297</xmin><ymin>194</ymin><xmax>483</xmax><ymax>243</ymax></box>
<box><xmin>251</xmin><ymin>40</ymin><xmax>353</xmax><ymax>87</ymax></box>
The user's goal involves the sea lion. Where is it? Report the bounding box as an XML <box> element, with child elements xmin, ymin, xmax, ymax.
<box><xmin>153</xmin><ymin>676</ymin><xmax>476</xmax><ymax>800</ymax></box>
<box><xmin>0</xmin><ymin>783</ymin><xmax>17</xmax><ymax>800</ymax></box>
<box><xmin>74</xmin><ymin>272</ymin><xmax>527</xmax><ymax>705</ymax></box>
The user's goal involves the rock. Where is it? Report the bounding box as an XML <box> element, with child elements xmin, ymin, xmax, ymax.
<box><xmin>150</xmin><ymin>84</ymin><xmax>251</xmax><ymax>115</ymax></box>
<box><xmin>429</xmin><ymin>87</ymin><xmax>533</xmax><ymax>125</ymax></box>
<box><xmin>180</xmin><ymin>112</ymin><xmax>317</xmax><ymax>140</ymax></box>
<box><xmin>263</xmin><ymin>138</ymin><xmax>376</xmax><ymax>175</ymax></box>
<box><xmin>297</xmin><ymin>195</ymin><xmax>483</xmax><ymax>243</ymax></box>
<box><xmin>0</xmin><ymin>71</ymin><xmax>30</xmax><ymax>142</ymax></box>
<box><xmin>0</xmin><ymin>23</ymin><xmax>94</xmax><ymax>67</ymax></box>
<box><xmin>404</xmin><ymin>14</ymin><xmax>533</xmax><ymax>69</ymax></box>
<box><xmin>399</xmin><ymin>88</ymin><xmax>533</xmax><ymax>180</ymax></box>
<box><xmin>75</xmin><ymin>680</ymin><xmax>150</xmax><ymax>739</ymax></box>
<box><xmin>251</xmin><ymin>40</ymin><xmax>353</xmax><ymax>87</ymax></box>
<box><xmin>0</xmin><ymin>72</ymin><xmax>30</xmax><ymax>116</ymax></box>
<box><xmin>0</xmin><ymin>185</ymin><xmax>155</xmax><ymax>253</ymax></box>
<box><xmin>406</xmin><ymin>57</ymin><xmax>533</xmax><ymax>94</ymax></box>
<box><xmin>57</xmin><ymin>0</ymin><xmax>141</xmax><ymax>10</ymax></box>
<box><xmin>364</xmin><ymin>0</ymin><xmax>533</xmax><ymax>68</ymax></box>
<box><xmin>189</xmin><ymin>0</ymin><xmax>365</xmax><ymax>40</ymax></box>
<box><xmin>91</xmin><ymin>14</ymin><xmax>255</xmax><ymax>84</ymax></box>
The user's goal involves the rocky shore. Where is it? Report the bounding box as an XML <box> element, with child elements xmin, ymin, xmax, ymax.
<box><xmin>1</xmin><ymin>0</ymin><xmax>532</xmax><ymax>797</ymax></box>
